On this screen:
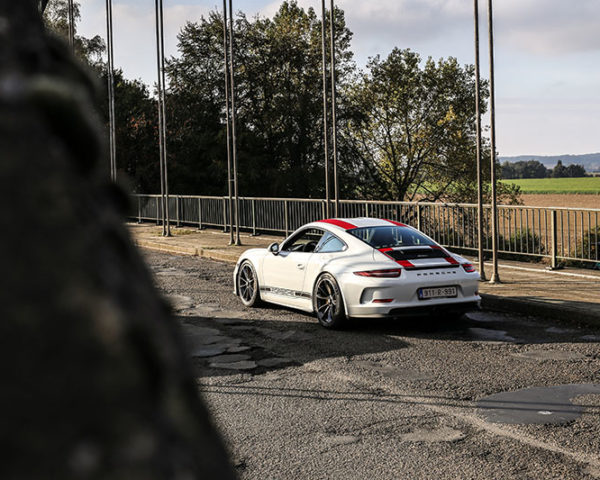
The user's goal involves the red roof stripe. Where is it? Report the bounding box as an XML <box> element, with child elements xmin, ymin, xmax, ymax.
<box><xmin>378</xmin><ymin>247</ymin><xmax>393</xmax><ymax>253</ymax></box>
<box><xmin>318</xmin><ymin>219</ymin><xmax>356</xmax><ymax>230</ymax></box>
<box><xmin>444</xmin><ymin>256</ymin><xmax>459</xmax><ymax>265</ymax></box>
<box><xmin>383</xmin><ymin>218</ymin><xmax>408</xmax><ymax>227</ymax></box>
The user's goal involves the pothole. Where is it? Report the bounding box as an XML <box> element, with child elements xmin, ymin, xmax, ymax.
<box><xmin>400</xmin><ymin>427</ymin><xmax>465</xmax><ymax>443</ymax></box>
<box><xmin>512</xmin><ymin>350</ymin><xmax>586</xmax><ymax>361</ymax></box>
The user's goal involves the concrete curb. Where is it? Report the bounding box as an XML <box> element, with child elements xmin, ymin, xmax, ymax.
<box><xmin>135</xmin><ymin>240</ymin><xmax>240</xmax><ymax>264</ymax></box>
<box><xmin>480</xmin><ymin>294</ymin><xmax>600</xmax><ymax>327</ymax></box>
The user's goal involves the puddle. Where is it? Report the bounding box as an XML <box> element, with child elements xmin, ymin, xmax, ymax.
<box><xmin>477</xmin><ymin>384</ymin><xmax>600</xmax><ymax>424</ymax></box>
<box><xmin>468</xmin><ymin>328</ymin><xmax>518</xmax><ymax>342</ymax></box>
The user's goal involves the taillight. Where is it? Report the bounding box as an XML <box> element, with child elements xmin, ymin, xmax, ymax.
<box><xmin>462</xmin><ymin>263</ymin><xmax>476</xmax><ymax>273</ymax></box>
<box><xmin>354</xmin><ymin>269</ymin><xmax>402</xmax><ymax>278</ymax></box>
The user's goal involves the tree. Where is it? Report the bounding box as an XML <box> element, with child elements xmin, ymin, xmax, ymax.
<box><xmin>566</xmin><ymin>163</ymin><xmax>587</xmax><ymax>177</ymax></box>
<box><xmin>501</xmin><ymin>160</ymin><xmax>549</xmax><ymax>179</ymax></box>
<box><xmin>165</xmin><ymin>1</ymin><xmax>356</xmax><ymax>197</ymax></box>
<box><xmin>43</xmin><ymin>0</ymin><xmax>105</xmax><ymax>67</ymax></box>
<box><xmin>552</xmin><ymin>160</ymin><xmax>568</xmax><ymax>178</ymax></box>
<box><xmin>345</xmin><ymin>48</ymin><xmax>493</xmax><ymax>202</ymax></box>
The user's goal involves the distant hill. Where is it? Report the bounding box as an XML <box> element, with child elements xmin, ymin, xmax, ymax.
<box><xmin>499</xmin><ymin>153</ymin><xmax>600</xmax><ymax>172</ymax></box>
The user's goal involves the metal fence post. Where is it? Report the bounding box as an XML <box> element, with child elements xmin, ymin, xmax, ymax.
<box><xmin>198</xmin><ymin>198</ymin><xmax>203</xmax><ymax>230</ymax></box>
<box><xmin>284</xmin><ymin>200</ymin><xmax>289</xmax><ymax>237</ymax></box>
<box><xmin>551</xmin><ymin>209</ymin><xmax>558</xmax><ymax>269</ymax></box>
<box><xmin>222</xmin><ymin>197</ymin><xmax>227</xmax><ymax>232</ymax></box>
<box><xmin>321</xmin><ymin>200</ymin><xmax>326</xmax><ymax>219</ymax></box>
<box><xmin>417</xmin><ymin>204</ymin><xmax>422</xmax><ymax>231</ymax></box>
<box><xmin>252</xmin><ymin>199</ymin><xmax>257</xmax><ymax>236</ymax></box>
<box><xmin>155</xmin><ymin>197</ymin><xmax>160</xmax><ymax>225</ymax></box>
<box><xmin>176</xmin><ymin>195</ymin><xmax>181</xmax><ymax>227</ymax></box>
<box><xmin>365</xmin><ymin>202</ymin><xmax>370</xmax><ymax>218</ymax></box>
<box><xmin>137</xmin><ymin>196</ymin><xmax>142</xmax><ymax>223</ymax></box>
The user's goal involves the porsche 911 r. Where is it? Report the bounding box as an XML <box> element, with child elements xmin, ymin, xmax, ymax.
<box><xmin>233</xmin><ymin>218</ymin><xmax>480</xmax><ymax>328</ymax></box>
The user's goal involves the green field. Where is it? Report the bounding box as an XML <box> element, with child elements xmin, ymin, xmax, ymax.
<box><xmin>500</xmin><ymin>177</ymin><xmax>600</xmax><ymax>194</ymax></box>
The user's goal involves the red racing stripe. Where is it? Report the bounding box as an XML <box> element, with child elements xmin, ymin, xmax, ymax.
<box><xmin>383</xmin><ymin>218</ymin><xmax>408</xmax><ymax>227</ymax></box>
<box><xmin>444</xmin><ymin>256</ymin><xmax>459</xmax><ymax>265</ymax></box>
<box><xmin>378</xmin><ymin>247</ymin><xmax>393</xmax><ymax>253</ymax></box>
<box><xmin>397</xmin><ymin>260</ymin><xmax>415</xmax><ymax>268</ymax></box>
<box><xmin>318</xmin><ymin>219</ymin><xmax>356</xmax><ymax>230</ymax></box>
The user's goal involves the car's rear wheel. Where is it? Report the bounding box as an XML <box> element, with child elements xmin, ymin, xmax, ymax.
<box><xmin>238</xmin><ymin>261</ymin><xmax>262</xmax><ymax>307</ymax></box>
<box><xmin>313</xmin><ymin>273</ymin><xmax>346</xmax><ymax>329</ymax></box>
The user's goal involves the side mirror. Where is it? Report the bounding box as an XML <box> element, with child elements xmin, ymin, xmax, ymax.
<box><xmin>268</xmin><ymin>242</ymin><xmax>280</xmax><ymax>255</ymax></box>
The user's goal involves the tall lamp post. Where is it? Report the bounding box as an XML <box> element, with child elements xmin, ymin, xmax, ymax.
<box><xmin>487</xmin><ymin>0</ymin><xmax>500</xmax><ymax>282</ymax></box>
<box><xmin>105</xmin><ymin>0</ymin><xmax>116</xmax><ymax>183</ymax></box>
<box><xmin>222</xmin><ymin>0</ymin><xmax>234</xmax><ymax>245</ymax></box>
<box><xmin>67</xmin><ymin>0</ymin><xmax>75</xmax><ymax>52</ymax></box>
<box><xmin>473</xmin><ymin>0</ymin><xmax>486</xmax><ymax>280</ymax></box>
<box><xmin>154</xmin><ymin>0</ymin><xmax>170</xmax><ymax>236</ymax></box>
<box><xmin>228</xmin><ymin>0</ymin><xmax>241</xmax><ymax>245</ymax></box>
<box><xmin>329</xmin><ymin>0</ymin><xmax>340</xmax><ymax>217</ymax></box>
<box><xmin>321</xmin><ymin>0</ymin><xmax>331</xmax><ymax>218</ymax></box>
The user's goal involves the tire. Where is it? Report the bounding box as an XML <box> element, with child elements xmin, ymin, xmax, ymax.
<box><xmin>237</xmin><ymin>261</ymin><xmax>262</xmax><ymax>307</ymax></box>
<box><xmin>313</xmin><ymin>273</ymin><xmax>346</xmax><ymax>329</ymax></box>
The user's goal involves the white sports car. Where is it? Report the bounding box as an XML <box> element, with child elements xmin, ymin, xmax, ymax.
<box><xmin>233</xmin><ymin>218</ymin><xmax>480</xmax><ymax>328</ymax></box>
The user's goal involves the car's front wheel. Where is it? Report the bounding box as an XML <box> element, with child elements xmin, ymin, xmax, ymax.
<box><xmin>313</xmin><ymin>273</ymin><xmax>346</xmax><ymax>329</ymax></box>
<box><xmin>237</xmin><ymin>261</ymin><xmax>262</xmax><ymax>307</ymax></box>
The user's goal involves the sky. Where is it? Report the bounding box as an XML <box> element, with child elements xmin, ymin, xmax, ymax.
<box><xmin>78</xmin><ymin>0</ymin><xmax>600</xmax><ymax>157</ymax></box>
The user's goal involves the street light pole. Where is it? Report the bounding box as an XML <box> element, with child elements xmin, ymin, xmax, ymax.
<box><xmin>67</xmin><ymin>0</ymin><xmax>74</xmax><ymax>53</ymax></box>
<box><xmin>473</xmin><ymin>0</ymin><xmax>486</xmax><ymax>280</ymax></box>
<box><xmin>228</xmin><ymin>0</ymin><xmax>241</xmax><ymax>245</ymax></box>
<box><xmin>487</xmin><ymin>0</ymin><xmax>500</xmax><ymax>282</ymax></box>
<box><xmin>329</xmin><ymin>0</ymin><xmax>339</xmax><ymax>218</ymax></box>
<box><xmin>154</xmin><ymin>0</ymin><xmax>169</xmax><ymax>236</ymax></box>
<box><xmin>321</xmin><ymin>0</ymin><xmax>330</xmax><ymax>218</ymax></box>
<box><xmin>158</xmin><ymin>0</ymin><xmax>170</xmax><ymax>236</ymax></box>
<box><xmin>223</xmin><ymin>0</ymin><xmax>234</xmax><ymax>244</ymax></box>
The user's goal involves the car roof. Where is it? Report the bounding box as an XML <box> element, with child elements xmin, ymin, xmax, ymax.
<box><xmin>310</xmin><ymin>218</ymin><xmax>413</xmax><ymax>231</ymax></box>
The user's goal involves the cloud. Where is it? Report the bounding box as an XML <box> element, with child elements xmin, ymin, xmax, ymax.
<box><xmin>260</xmin><ymin>0</ymin><xmax>600</xmax><ymax>58</ymax></box>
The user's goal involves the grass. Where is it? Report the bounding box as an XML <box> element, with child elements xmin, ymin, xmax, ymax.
<box><xmin>500</xmin><ymin>177</ymin><xmax>600</xmax><ymax>194</ymax></box>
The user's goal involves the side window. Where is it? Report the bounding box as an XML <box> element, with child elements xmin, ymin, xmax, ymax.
<box><xmin>317</xmin><ymin>235</ymin><xmax>347</xmax><ymax>253</ymax></box>
<box><xmin>282</xmin><ymin>228</ymin><xmax>325</xmax><ymax>253</ymax></box>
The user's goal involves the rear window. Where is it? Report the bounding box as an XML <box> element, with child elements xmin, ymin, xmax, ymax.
<box><xmin>348</xmin><ymin>226</ymin><xmax>436</xmax><ymax>249</ymax></box>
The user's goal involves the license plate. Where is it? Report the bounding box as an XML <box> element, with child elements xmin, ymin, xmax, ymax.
<box><xmin>418</xmin><ymin>286</ymin><xmax>458</xmax><ymax>300</ymax></box>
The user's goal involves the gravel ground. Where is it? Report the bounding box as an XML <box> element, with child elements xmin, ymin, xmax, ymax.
<box><xmin>146</xmin><ymin>251</ymin><xmax>600</xmax><ymax>480</ymax></box>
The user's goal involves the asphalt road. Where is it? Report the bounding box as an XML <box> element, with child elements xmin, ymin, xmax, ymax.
<box><xmin>146</xmin><ymin>251</ymin><xmax>600</xmax><ymax>480</ymax></box>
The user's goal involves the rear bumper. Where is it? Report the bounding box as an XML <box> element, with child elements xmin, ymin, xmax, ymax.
<box><xmin>347</xmin><ymin>299</ymin><xmax>480</xmax><ymax>319</ymax></box>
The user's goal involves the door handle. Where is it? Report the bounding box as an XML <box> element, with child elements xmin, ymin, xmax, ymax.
<box><xmin>297</xmin><ymin>264</ymin><xmax>305</xmax><ymax>270</ymax></box>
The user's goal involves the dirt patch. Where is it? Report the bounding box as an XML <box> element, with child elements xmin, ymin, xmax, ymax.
<box><xmin>520</xmin><ymin>194</ymin><xmax>600</xmax><ymax>209</ymax></box>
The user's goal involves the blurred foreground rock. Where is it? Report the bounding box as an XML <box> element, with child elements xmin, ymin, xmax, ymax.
<box><xmin>0</xmin><ymin>1</ymin><xmax>235</xmax><ymax>478</ymax></box>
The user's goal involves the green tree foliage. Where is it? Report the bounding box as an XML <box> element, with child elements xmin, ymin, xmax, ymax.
<box><xmin>165</xmin><ymin>1</ymin><xmax>356</xmax><ymax>197</ymax></box>
<box><xmin>550</xmin><ymin>160</ymin><xmax>586</xmax><ymax>178</ymax></box>
<box><xmin>43</xmin><ymin>0</ymin><xmax>105</xmax><ymax>67</ymax></box>
<box><xmin>98</xmin><ymin>70</ymin><xmax>159</xmax><ymax>192</ymax></box>
<box><xmin>345</xmin><ymin>48</ymin><xmax>495</xmax><ymax>202</ymax></box>
<box><xmin>501</xmin><ymin>160</ymin><xmax>549</xmax><ymax>179</ymax></box>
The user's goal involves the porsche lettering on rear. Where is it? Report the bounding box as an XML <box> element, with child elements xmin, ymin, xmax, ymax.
<box><xmin>233</xmin><ymin>218</ymin><xmax>481</xmax><ymax>329</ymax></box>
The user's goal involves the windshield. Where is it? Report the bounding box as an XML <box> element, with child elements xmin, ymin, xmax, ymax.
<box><xmin>349</xmin><ymin>226</ymin><xmax>436</xmax><ymax>249</ymax></box>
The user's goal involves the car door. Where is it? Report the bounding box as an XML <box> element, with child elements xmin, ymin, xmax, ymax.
<box><xmin>302</xmin><ymin>232</ymin><xmax>348</xmax><ymax>295</ymax></box>
<box><xmin>262</xmin><ymin>228</ymin><xmax>325</xmax><ymax>299</ymax></box>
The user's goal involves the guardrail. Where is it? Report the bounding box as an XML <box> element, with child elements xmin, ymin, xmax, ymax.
<box><xmin>132</xmin><ymin>194</ymin><xmax>600</xmax><ymax>267</ymax></box>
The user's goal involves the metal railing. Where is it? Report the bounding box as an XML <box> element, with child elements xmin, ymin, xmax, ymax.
<box><xmin>132</xmin><ymin>194</ymin><xmax>600</xmax><ymax>267</ymax></box>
